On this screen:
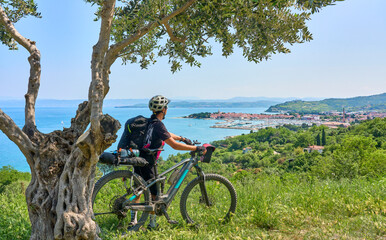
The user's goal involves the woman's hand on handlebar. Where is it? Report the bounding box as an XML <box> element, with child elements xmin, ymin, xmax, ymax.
<box><xmin>196</xmin><ymin>146</ymin><xmax>207</xmax><ymax>155</ymax></box>
<box><xmin>180</xmin><ymin>136</ymin><xmax>193</xmax><ymax>145</ymax></box>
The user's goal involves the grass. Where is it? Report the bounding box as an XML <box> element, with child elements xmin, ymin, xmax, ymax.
<box><xmin>97</xmin><ymin>173</ymin><xmax>385</xmax><ymax>240</ymax></box>
<box><xmin>1</xmin><ymin>174</ymin><xmax>385</xmax><ymax>240</ymax></box>
<box><xmin>0</xmin><ymin>181</ymin><xmax>31</xmax><ymax>240</ymax></box>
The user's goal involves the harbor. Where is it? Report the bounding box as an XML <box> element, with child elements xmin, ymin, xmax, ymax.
<box><xmin>193</xmin><ymin>111</ymin><xmax>361</xmax><ymax>130</ymax></box>
<box><xmin>210</xmin><ymin>119</ymin><xmax>321</xmax><ymax>130</ymax></box>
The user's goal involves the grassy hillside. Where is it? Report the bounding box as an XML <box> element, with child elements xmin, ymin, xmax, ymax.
<box><xmin>266</xmin><ymin>92</ymin><xmax>386</xmax><ymax>113</ymax></box>
<box><xmin>1</xmin><ymin>169</ymin><xmax>384</xmax><ymax>239</ymax></box>
<box><xmin>1</xmin><ymin>118</ymin><xmax>385</xmax><ymax>239</ymax></box>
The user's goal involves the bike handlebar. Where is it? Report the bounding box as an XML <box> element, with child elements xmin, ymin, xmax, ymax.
<box><xmin>192</xmin><ymin>140</ymin><xmax>201</xmax><ymax>145</ymax></box>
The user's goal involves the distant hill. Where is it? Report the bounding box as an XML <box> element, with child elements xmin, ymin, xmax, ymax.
<box><xmin>1</xmin><ymin>99</ymin><xmax>280</xmax><ymax>109</ymax></box>
<box><xmin>116</xmin><ymin>100</ymin><xmax>280</xmax><ymax>108</ymax></box>
<box><xmin>228</xmin><ymin>96</ymin><xmax>324</xmax><ymax>102</ymax></box>
<box><xmin>266</xmin><ymin>93</ymin><xmax>386</xmax><ymax>114</ymax></box>
<box><xmin>0</xmin><ymin>99</ymin><xmax>150</xmax><ymax>108</ymax></box>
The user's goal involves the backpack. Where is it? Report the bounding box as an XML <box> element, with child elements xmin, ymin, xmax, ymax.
<box><xmin>117</xmin><ymin>115</ymin><xmax>149</xmax><ymax>150</ymax></box>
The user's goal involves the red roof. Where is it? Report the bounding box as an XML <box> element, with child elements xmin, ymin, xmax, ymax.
<box><xmin>308</xmin><ymin>145</ymin><xmax>325</xmax><ymax>150</ymax></box>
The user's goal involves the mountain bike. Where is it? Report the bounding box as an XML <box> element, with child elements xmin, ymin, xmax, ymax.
<box><xmin>92</xmin><ymin>142</ymin><xmax>237</xmax><ymax>232</ymax></box>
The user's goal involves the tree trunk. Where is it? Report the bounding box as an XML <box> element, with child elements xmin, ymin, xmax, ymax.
<box><xmin>2</xmin><ymin>1</ymin><xmax>121</xmax><ymax>239</ymax></box>
<box><xmin>23</xmin><ymin>114</ymin><xmax>120</xmax><ymax>240</ymax></box>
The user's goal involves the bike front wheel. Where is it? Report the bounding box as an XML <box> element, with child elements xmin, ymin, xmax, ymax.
<box><xmin>92</xmin><ymin>170</ymin><xmax>151</xmax><ymax>232</ymax></box>
<box><xmin>180</xmin><ymin>174</ymin><xmax>237</xmax><ymax>225</ymax></box>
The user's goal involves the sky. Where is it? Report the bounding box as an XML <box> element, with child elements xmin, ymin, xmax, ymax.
<box><xmin>0</xmin><ymin>0</ymin><xmax>385</xmax><ymax>100</ymax></box>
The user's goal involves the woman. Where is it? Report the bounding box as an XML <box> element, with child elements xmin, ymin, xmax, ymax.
<box><xmin>128</xmin><ymin>95</ymin><xmax>206</xmax><ymax>229</ymax></box>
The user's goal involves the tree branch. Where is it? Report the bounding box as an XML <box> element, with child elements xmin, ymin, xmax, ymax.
<box><xmin>24</xmin><ymin>48</ymin><xmax>41</xmax><ymax>134</ymax></box>
<box><xmin>0</xmin><ymin>5</ymin><xmax>36</xmax><ymax>53</ymax></box>
<box><xmin>68</xmin><ymin>101</ymin><xmax>90</xmax><ymax>137</ymax></box>
<box><xmin>105</xmin><ymin>0</ymin><xmax>197</xmax><ymax>67</ymax></box>
<box><xmin>101</xmin><ymin>66</ymin><xmax>112</xmax><ymax>98</ymax></box>
<box><xmin>77</xmin><ymin>0</ymin><xmax>116</xmax><ymax>156</ymax></box>
<box><xmin>163</xmin><ymin>22</ymin><xmax>187</xmax><ymax>43</ymax></box>
<box><xmin>89</xmin><ymin>0</ymin><xmax>116</xmax><ymax>135</ymax></box>
<box><xmin>0</xmin><ymin>108</ymin><xmax>36</xmax><ymax>163</ymax></box>
<box><xmin>0</xmin><ymin>5</ymin><xmax>41</xmax><ymax>134</ymax></box>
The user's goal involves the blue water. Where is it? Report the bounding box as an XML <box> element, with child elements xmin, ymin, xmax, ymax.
<box><xmin>0</xmin><ymin>107</ymin><xmax>267</xmax><ymax>172</ymax></box>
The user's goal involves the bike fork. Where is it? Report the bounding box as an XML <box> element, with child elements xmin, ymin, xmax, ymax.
<box><xmin>195</xmin><ymin>165</ymin><xmax>212</xmax><ymax>207</ymax></box>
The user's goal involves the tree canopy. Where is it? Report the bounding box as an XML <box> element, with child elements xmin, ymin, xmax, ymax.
<box><xmin>2</xmin><ymin>0</ymin><xmax>341</xmax><ymax>72</ymax></box>
<box><xmin>0</xmin><ymin>0</ymin><xmax>40</xmax><ymax>49</ymax></box>
<box><xmin>90</xmin><ymin>0</ymin><xmax>341</xmax><ymax>72</ymax></box>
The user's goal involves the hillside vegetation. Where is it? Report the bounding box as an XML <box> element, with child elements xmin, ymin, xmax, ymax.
<box><xmin>206</xmin><ymin>118</ymin><xmax>386</xmax><ymax>179</ymax></box>
<box><xmin>267</xmin><ymin>92</ymin><xmax>386</xmax><ymax>113</ymax></box>
<box><xmin>1</xmin><ymin>118</ymin><xmax>385</xmax><ymax>239</ymax></box>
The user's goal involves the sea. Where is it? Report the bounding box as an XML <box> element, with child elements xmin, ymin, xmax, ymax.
<box><xmin>0</xmin><ymin>106</ymin><xmax>267</xmax><ymax>172</ymax></box>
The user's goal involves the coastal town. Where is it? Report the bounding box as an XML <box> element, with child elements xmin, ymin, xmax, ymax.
<box><xmin>186</xmin><ymin>110</ymin><xmax>386</xmax><ymax>131</ymax></box>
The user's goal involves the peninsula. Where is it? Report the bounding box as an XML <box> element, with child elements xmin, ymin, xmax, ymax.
<box><xmin>185</xmin><ymin>110</ymin><xmax>386</xmax><ymax>131</ymax></box>
<box><xmin>266</xmin><ymin>93</ymin><xmax>386</xmax><ymax>114</ymax></box>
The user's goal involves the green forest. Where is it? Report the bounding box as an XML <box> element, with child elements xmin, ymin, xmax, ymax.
<box><xmin>1</xmin><ymin>118</ymin><xmax>385</xmax><ymax>239</ymax></box>
<box><xmin>267</xmin><ymin>92</ymin><xmax>386</xmax><ymax>113</ymax></box>
<box><xmin>184</xmin><ymin>112</ymin><xmax>212</xmax><ymax>119</ymax></box>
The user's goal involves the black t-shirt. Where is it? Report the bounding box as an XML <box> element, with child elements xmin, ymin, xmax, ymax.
<box><xmin>142</xmin><ymin>115</ymin><xmax>171</xmax><ymax>163</ymax></box>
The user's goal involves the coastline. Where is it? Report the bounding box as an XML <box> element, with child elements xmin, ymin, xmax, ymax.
<box><xmin>209</xmin><ymin>119</ymin><xmax>318</xmax><ymax>130</ymax></box>
<box><xmin>184</xmin><ymin>110</ymin><xmax>385</xmax><ymax>130</ymax></box>
<box><xmin>1</xmin><ymin>107</ymin><xmax>257</xmax><ymax>172</ymax></box>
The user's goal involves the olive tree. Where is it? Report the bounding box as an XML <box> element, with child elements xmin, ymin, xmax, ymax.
<box><xmin>0</xmin><ymin>0</ymin><xmax>341</xmax><ymax>239</ymax></box>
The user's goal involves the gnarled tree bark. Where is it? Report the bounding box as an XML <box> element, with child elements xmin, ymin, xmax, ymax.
<box><xmin>24</xmin><ymin>113</ymin><xmax>120</xmax><ymax>240</ymax></box>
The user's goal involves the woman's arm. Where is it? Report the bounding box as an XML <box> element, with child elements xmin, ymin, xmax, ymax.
<box><xmin>165</xmin><ymin>137</ymin><xmax>207</xmax><ymax>155</ymax></box>
<box><xmin>164</xmin><ymin>137</ymin><xmax>196</xmax><ymax>151</ymax></box>
<box><xmin>169</xmin><ymin>132</ymin><xmax>192</xmax><ymax>145</ymax></box>
<box><xmin>169</xmin><ymin>132</ymin><xmax>183</xmax><ymax>141</ymax></box>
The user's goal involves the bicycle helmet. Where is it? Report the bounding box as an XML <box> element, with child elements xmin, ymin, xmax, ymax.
<box><xmin>149</xmin><ymin>95</ymin><xmax>170</xmax><ymax>112</ymax></box>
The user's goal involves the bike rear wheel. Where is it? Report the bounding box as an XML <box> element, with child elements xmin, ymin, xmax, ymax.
<box><xmin>180</xmin><ymin>174</ymin><xmax>237</xmax><ymax>225</ymax></box>
<box><xmin>92</xmin><ymin>170</ymin><xmax>151</xmax><ymax>232</ymax></box>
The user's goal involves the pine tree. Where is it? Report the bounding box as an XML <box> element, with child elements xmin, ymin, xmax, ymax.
<box><xmin>316</xmin><ymin>133</ymin><xmax>321</xmax><ymax>146</ymax></box>
<box><xmin>322</xmin><ymin>128</ymin><xmax>327</xmax><ymax>146</ymax></box>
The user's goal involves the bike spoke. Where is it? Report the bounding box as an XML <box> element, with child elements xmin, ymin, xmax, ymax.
<box><xmin>94</xmin><ymin>211</ymin><xmax>115</xmax><ymax>216</ymax></box>
<box><xmin>181</xmin><ymin>174</ymin><xmax>237</xmax><ymax>226</ymax></box>
<box><xmin>92</xmin><ymin>170</ymin><xmax>151</xmax><ymax>231</ymax></box>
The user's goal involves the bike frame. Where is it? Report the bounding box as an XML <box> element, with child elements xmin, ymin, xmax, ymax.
<box><xmin>125</xmin><ymin>153</ymin><xmax>206</xmax><ymax>212</ymax></box>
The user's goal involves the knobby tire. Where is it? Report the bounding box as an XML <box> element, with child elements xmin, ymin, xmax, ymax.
<box><xmin>92</xmin><ymin>170</ymin><xmax>151</xmax><ymax>232</ymax></box>
<box><xmin>180</xmin><ymin>174</ymin><xmax>237</xmax><ymax>225</ymax></box>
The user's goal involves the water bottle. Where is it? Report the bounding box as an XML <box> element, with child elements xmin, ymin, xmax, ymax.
<box><xmin>131</xmin><ymin>149</ymin><xmax>140</xmax><ymax>157</ymax></box>
<box><xmin>120</xmin><ymin>149</ymin><xmax>128</xmax><ymax>158</ymax></box>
